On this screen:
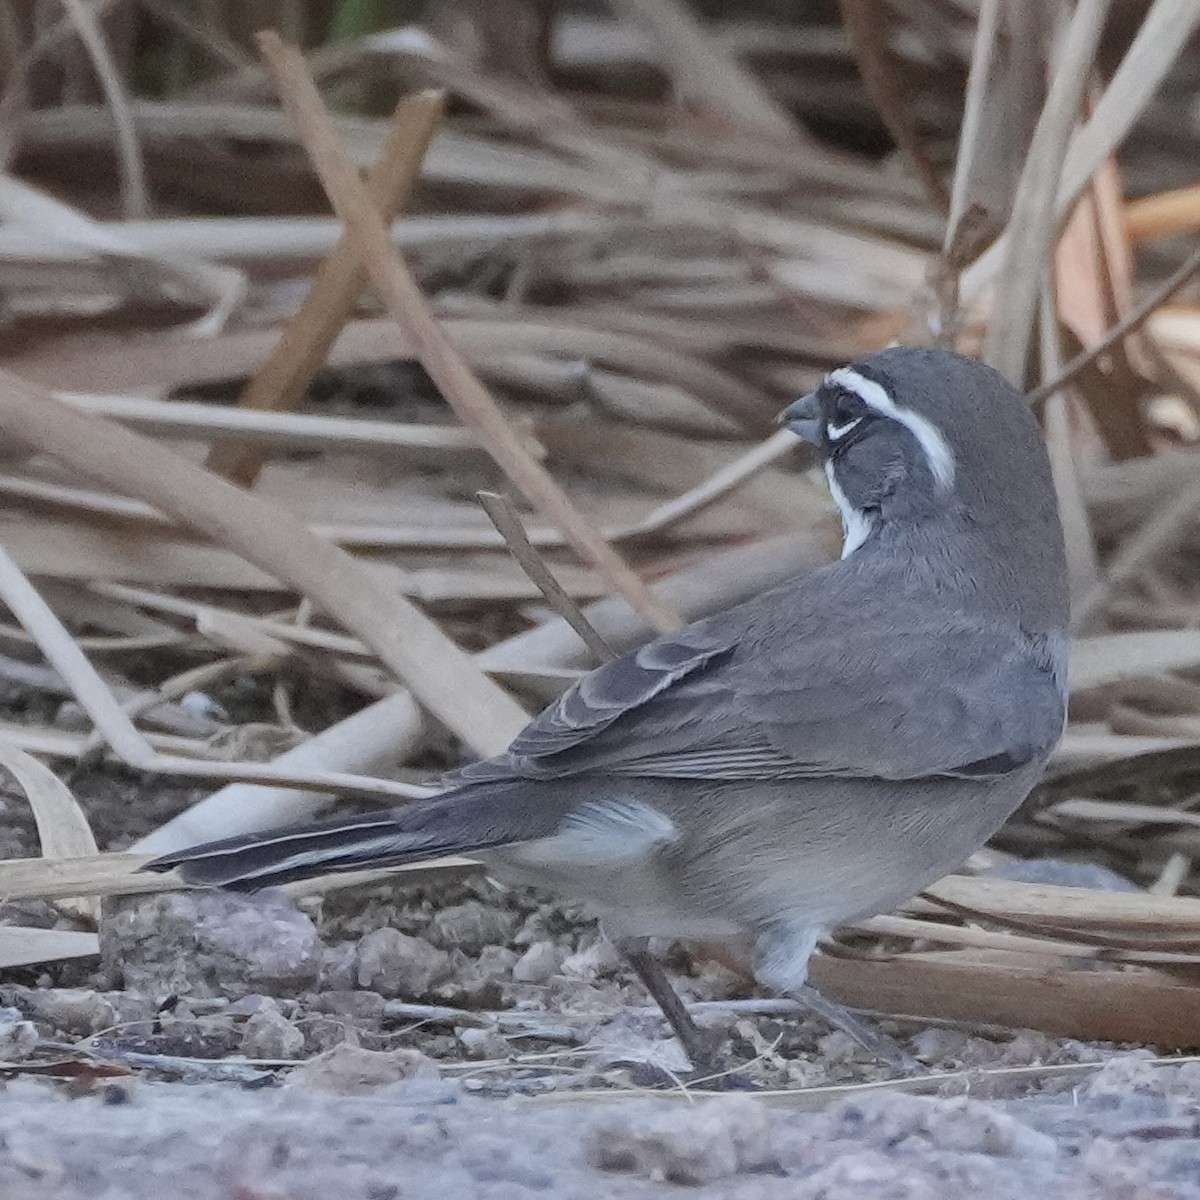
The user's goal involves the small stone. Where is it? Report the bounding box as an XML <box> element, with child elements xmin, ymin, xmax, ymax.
<box><xmin>24</xmin><ymin>989</ymin><xmax>116</xmax><ymax>1037</ymax></box>
<box><xmin>225</xmin><ymin>994</ymin><xmax>275</xmax><ymax>1018</ymax></box>
<box><xmin>287</xmin><ymin>1044</ymin><xmax>433</xmax><ymax>1094</ymax></box>
<box><xmin>308</xmin><ymin>990</ymin><xmax>386</xmax><ymax>1028</ymax></box>
<box><xmin>53</xmin><ymin>701</ymin><xmax>89</xmax><ymax>731</ymax></box>
<box><xmin>1174</xmin><ymin>1061</ymin><xmax>1200</xmax><ymax>1094</ymax></box>
<box><xmin>0</xmin><ymin>1006</ymin><xmax>38</xmax><ymax>1060</ymax></box>
<box><xmin>1083</xmin><ymin>1050</ymin><xmax>1165</xmax><ymax>1099</ymax></box>
<box><xmin>832</xmin><ymin>1094</ymin><xmax>1057</xmax><ymax>1159</ymax></box>
<box><xmin>302</xmin><ymin>1017</ymin><xmax>361</xmax><ymax>1056</ymax></box>
<box><xmin>186</xmin><ymin>997</ymin><xmax>230</xmax><ymax>1017</ymax></box>
<box><xmin>586</xmin><ymin>1096</ymin><xmax>773</xmax><ymax>1184</ymax></box>
<box><xmin>910</xmin><ymin>1027</ymin><xmax>970</xmax><ymax>1064</ymax></box>
<box><xmin>512</xmin><ymin>941</ymin><xmax>563</xmax><ymax>985</ymax></box>
<box><xmin>102</xmin><ymin>891</ymin><xmax>322</xmax><ymax>1000</ymax></box>
<box><xmin>355</xmin><ymin>929</ymin><xmax>451</xmax><ymax>999</ymax></box>
<box><xmin>561</xmin><ymin>938</ymin><xmax>621</xmax><ymax>980</ymax></box>
<box><xmin>425</xmin><ymin>902</ymin><xmax>519</xmax><ymax>955</ymax></box>
<box><xmin>456</xmin><ymin>1027</ymin><xmax>508</xmax><ymax>1060</ymax></box>
<box><xmin>100</xmin><ymin>993</ymin><xmax>158</xmax><ymax>1030</ymax></box>
<box><xmin>240</xmin><ymin>1005</ymin><xmax>305</xmax><ymax>1060</ymax></box>
<box><xmin>439</xmin><ymin>946</ymin><xmax>519</xmax><ymax>1007</ymax></box>
<box><xmin>318</xmin><ymin>941</ymin><xmax>358</xmax><ymax>991</ymax></box>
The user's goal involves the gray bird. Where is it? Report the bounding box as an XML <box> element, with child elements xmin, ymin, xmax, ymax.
<box><xmin>144</xmin><ymin>347</ymin><xmax>1069</xmax><ymax>1075</ymax></box>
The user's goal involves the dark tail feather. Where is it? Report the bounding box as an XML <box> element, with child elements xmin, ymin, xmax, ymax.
<box><xmin>140</xmin><ymin>785</ymin><xmax>554</xmax><ymax>891</ymax></box>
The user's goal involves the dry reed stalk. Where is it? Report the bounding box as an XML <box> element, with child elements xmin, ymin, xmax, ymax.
<box><xmin>963</xmin><ymin>0</ymin><xmax>1200</xmax><ymax>305</ymax></box>
<box><xmin>65</xmin><ymin>391</ymin><xmax>501</xmax><ymax>457</ymax></box>
<box><xmin>1028</xmin><ymin>245</ymin><xmax>1200</xmax><ymax>406</ymax></box>
<box><xmin>606</xmin><ymin>0</ymin><xmax>802</xmax><ymax>142</ymax></box>
<box><xmin>0</xmin><ymin>367</ymin><xmax>530</xmax><ymax>753</ymax></box>
<box><xmin>1126</xmin><ymin>184</ymin><xmax>1200</xmax><ymax>241</ymax></box>
<box><xmin>0</xmin><ymin>174</ymin><xmax>245</xmax><ymax>333</ymax></box>
<box><xmin>0</xmin><ymin>744</ymin><xmax>99</xmax><ymax>923</ymax></box>
<box><xmin>983</xmin><ymin>0</ymin><xmax>1111</xmax><ymax>384</ymax></box>
<box><xmin>810</xmin><ymin>953</ymin><xmax>1200</xmax><ymax>1048</ymax></box>
<box><xmin>205</xmin><ymin>89</ymin><xmax>445</xmax><ymax>486</ymax></box>
<box><xmin>59</xmin><ymin>0</ymin><xmax>149</xmax><ymax>220</ymax></box>
<box><xmin>134</xmin><ymin>690</ymin><xmax>428</xmax><ymax>854</ymax></box>
<box><xmin>0</xmin><ymin>540</ymin><xmax>156</xmax><ymax>766</ymax></box>
<box><xmin>255</xmin><ymin>31</ymin><xmax>681</xmax><ymax>634</ymax></box>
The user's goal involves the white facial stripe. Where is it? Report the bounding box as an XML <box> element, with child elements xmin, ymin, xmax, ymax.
<box><xmin>825</xmin><ymin>461</ymin><xmax>874</xmax><ymax>558</ymax></box>
<box><xmin>826</xmin><ymin>366</ymin><xmax>956</xmax><ymax>490</ymax></box>
<box><xmin>826</xmin><ymin>416</ymin><xmax>863</xmax><ymax>441</ymax></box>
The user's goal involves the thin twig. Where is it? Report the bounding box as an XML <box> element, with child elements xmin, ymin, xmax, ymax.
<box><xmin>839</xmin><ymin>0</ymin><xmax>948</xmax><ymax>211</ymax></box>
<box><xmin>255</xmin><ymin>31</ymin><xmax>681</xmax><ymax>635</ymax></box>
<box><xmin>139</xmin><ymin>757</ymin><xmax>435</xmax><ymax>801</ymax></box>
<box><xmin>477</xmin><ymin>491</ymin><xmax>615</xmax><ymax>663</ymax></box>
<box><xmin>618</xmin><ymin>428</ymin><xmax>803</xmax><ymax>540</ymax></box>
<box><xmin>1038</xmin><ymin>280</ymin><xmax>1099</xmax><ymax>602</ymax></box>
<box><xmin>59</xmin><ymin>0</ymin><xmax>149</xmax><ymax>219</ymax></box>
<box><xmin>1028</xmin><ymin>244</ymin><xmax>1200</xmax><ymax>406</ymax></box>
<box><xmin>1071</xmin><ymin>465</ymin><xmax>1200</xmax><ymax>632</ymax></box>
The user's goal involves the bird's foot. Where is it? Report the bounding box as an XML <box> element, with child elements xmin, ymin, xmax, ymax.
<box><xmin>789</xmin><ymin>984</ymin><xmax>920</xmax><ymax>1075</ymax></box>
<box><xmin>616</xmin><ymin>1054</ymin><xmax>760</xmax><ymax>1092</ymax></box>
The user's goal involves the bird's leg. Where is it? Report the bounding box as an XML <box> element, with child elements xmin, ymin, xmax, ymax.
<box><xmin>620</xmin><ymin>940</ymin><xmax>727</xmax><ymax>1077</ymax></box>
<box><xmin>756</xmin><ymin>925</ymin><xmax>916</xmax><ymax>1072</ymax></box>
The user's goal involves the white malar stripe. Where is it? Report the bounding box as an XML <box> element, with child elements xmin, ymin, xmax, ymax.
<box><xmin>827</xmin><ymin>366</ymin><xmax>956</xmax><ymax>490</ymax></box>
<box><xmin>825</xmin><ymin>462</ymin><xmax>874</xmax><ymax>558</ymax></box>
<box><xmin>826</xmin><ymin>416</ymin><xmax>863</xmax><ymax>441</ymax></box>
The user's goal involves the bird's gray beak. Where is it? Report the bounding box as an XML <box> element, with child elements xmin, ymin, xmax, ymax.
<box><xmin>780</xmin><ymin>392</ymin><xmax>821</xmax><ymax>444</ymax></box>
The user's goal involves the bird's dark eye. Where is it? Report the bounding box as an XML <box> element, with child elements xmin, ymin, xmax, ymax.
<box><xmin>824</xmin><ymin>388</ymin><xmax>872</xmax><ymax>446</ymax></box>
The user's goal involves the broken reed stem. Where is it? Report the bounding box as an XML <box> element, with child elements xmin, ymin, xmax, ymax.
<box><xmin>1043</xmin><ymin>248</ymin><xmax>1200</xmax><ymax>631</ymax></box>
<box><xmin>983</xmin><ymin>0</ymin><xmax>1112</xmax><ymax>384</ymax></box>
<box><xmin>206</xmin><ymin>88</ymin><xmax>446</xmax><ymax>486</ymax></box>
<box><xmin>1028</xmin><ymin>243</ymin><xmax>1200</xmax><ymax>406</ymax></box>
<box><xmin>0</xmin><ymin>541</ymin><xmax>155</xmax><ymax>766</ymax></box>
<box><xmin>620</xmin><ymin>427</ymin><xmax>802</xmax><ymax>540</ymax></box>
<box><xmin>944</xmin><ymin>0</ymin><xmax>1001</xmax><ymax>253</ymax></box>
<box><xmin>961</xmin><ymin>0</ymin><xmax>1200</xmax><ymax>306</ymax></box>
<box><xmin>476</xmin><ymin>491</ymin><xmax>616</xmax><ymax>663</ymax></box>
<box><xmin>254</xmin><ymin>30</ymin><xmax>681</xmax><ymax>635</ymax></box>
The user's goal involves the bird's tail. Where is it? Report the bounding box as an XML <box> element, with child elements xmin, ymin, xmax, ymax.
<box><xmin>140</xmin><ymin>783</ymin><xmax>557</xmax><ymax>891</ymax></box>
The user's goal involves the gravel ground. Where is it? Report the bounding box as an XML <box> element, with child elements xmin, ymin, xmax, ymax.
<box><xmin>0</xmin><ymin>1049</ymin><xmax>1198</xmax><ymax>1197</ymax></box>
<box><xmin>2</xmin><ymin>769</ymin><xmax>1198</xmax><ymax>1195</ymax></box>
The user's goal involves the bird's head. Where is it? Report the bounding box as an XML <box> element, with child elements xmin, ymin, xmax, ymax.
<box><xmin>782</xmin><ymin>347</ymin><xmax>1056</xmax><ymax>564</ymax></box>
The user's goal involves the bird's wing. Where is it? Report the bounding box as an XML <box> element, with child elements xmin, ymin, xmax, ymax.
<box><xmin>447</xmin><ymin>614</ymin><xmax>739</xmax><ymax>784</ymax></box>
<box><xmin>448</xmin><ymin>605</ymin><xmax>1065</xmax><ymax>785</ymax></box>
<box><xmin>728</xmin><ymin>622</ymin><xmax>1066</xmax><ymax>780</ymax></box>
